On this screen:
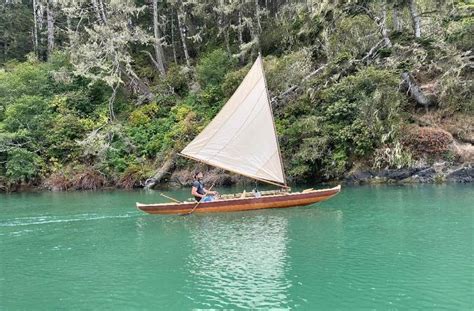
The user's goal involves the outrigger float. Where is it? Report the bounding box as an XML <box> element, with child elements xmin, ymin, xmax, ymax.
<box><xmin>137</xmin><ymin>55</ymin><xmax>341</xmax><ymax>215</ymax></box>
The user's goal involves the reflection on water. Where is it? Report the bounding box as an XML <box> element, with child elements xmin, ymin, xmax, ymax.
<box><xmin>185</xmin><ymin>214</ymin><xmax>291</xmax><ymax>309</ymax></box>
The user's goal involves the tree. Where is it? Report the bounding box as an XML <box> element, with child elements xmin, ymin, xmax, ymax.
<box><xmin>176</xmin><ymin>0</ymin><xmax>191</xmax><ymax>67</ymax></box>
<box><xmin>46</xmin><ymin>0</ymin><xmax>55</xmax><ymax>58</ymax></box>
<box><xmin>64</xmin><ymin>0</ymin><xmax>154</xmax><ymax>120</ymax></box>
<box><xmin>152</xmin><ymin>0</ymin><xmax>166</xmax><ymax>75</ymax></box>
<box><xmin>0</xmin><ymin>1</ymin><xmax>34</xmax><ymax>64</ymax></box>
<box><xmin>408</xmin><ymin>0</ymin><xmax>421</xmax><ymax>38</ymax></box>
<box><xmin>344</xmin><ymin>1</ymin><xmax>393</xmax><ymax>48</ymax></box>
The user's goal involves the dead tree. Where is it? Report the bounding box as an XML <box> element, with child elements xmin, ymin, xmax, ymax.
<box><xmin>144</xmin><ymin>154</ymin><xmax>176</xmax><ymax>189</ymax></box>
<box><xmin>401</xmin><ymin>72</ymin><xmax>433</xmax><ymax>109</ymax></box>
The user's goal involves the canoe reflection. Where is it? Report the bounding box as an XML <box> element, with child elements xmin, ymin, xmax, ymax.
<box><xmin>184</xmin><ymin>214</ymin><xmax>291</xmax><ymax>309</ymax></box>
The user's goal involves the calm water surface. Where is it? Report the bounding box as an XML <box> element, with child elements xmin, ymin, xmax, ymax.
<box><xmin>1</xmin><ymin>184</ymin><xmax>473</xmax><ymax>309</ymax></box>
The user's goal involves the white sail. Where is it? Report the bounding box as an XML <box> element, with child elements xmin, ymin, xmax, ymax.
<box><xmin>180</xmin><ymin>56</ymin><xmax>285</xmax><ymax>185</ymax></box>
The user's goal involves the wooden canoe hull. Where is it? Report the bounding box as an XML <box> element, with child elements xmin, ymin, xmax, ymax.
<box><xmin>136</xmin><ymin>185</ymin><xmax>341</xmax><ymax>215</ymax></box>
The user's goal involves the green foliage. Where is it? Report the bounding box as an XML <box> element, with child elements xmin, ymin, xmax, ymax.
<box><xmin>6</xmin><ymin>148</ymin><xmax>44</xmax><ymax>184</ymax></box>
<box><xmin>283</xmin><ymin>68</ymin><xmax>405</xmax><ymax>181</ymax></box>
<box><xmin>196</xmin><ymin>49</ymin><xmax>236</xmax><ymax>88</ymax></box>
<box><xmin>163</xmin><ymin>64</ymin><xmax>190</xmax><ymax>96</ymax></box>
<box><xmin>264</xmin><ymin>6</ymin><xmax>323</xmax><ymax>54</ymax></box>
<box><xmin>0</xmin><ymin>60</ymin><xmax>52</xmax><ymax>108</ymax></box>
<box><xmin>117</xmin><ymin>162</ymin><xmax>154</xmax><ymax>189</ymax></box>
<box><xmin>328</xmin><ymin>15</ymin><xmax>379</xmax><ymax>61</ymax></box>
<box><xmin>439</xmin><ymin>72</ymin><xmax>474</xmax><ymax>114</ymax></box>
<box><xmin>128</xmin><ymin>103</ymin><xmax>161</xmax><ymax>126</ymax></box>
<box><xmin>47</xmin><ymin>112</ymin><xmax>90</xmax><ymax>161</ymax></box>
<box><xmin>0</xmin><ymin>53</ymin><xmax>110</xmax><ymax>187</ymax></box>
<box><xmin>221</xmin><ymin>66</ymin><xmax>249</xmax><ymax>96</ymax></box>
<box><xmin>4</xmin><ymin>96</ymin><xmax>50</xmax><ymax>135</ymax></box>
<box><xmin>265</xmin><ymin>49</ymin><xmax>313</xmax><ymax>95</ymax></box>
<box><xmin>445</xmin><ymin>2</ymin><xmax>474</xmax><ymax>51</ymax></box>
<box><xmin>0</xmin><ymin>3</ymin><xmax>33</xmax><ymax>64</ymax></box>
<box><xmin>373</xmin><ymin>142</ymin><xmax>415</xmax><ymax>170</ymax></box>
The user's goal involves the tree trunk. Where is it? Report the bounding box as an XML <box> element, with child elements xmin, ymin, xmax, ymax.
<box><xmin>91</xmin><ymin>0</ymin><xmax>104</xmax><ymax>24</ymax></box>
<box><xmin>238</xmin><ymin>5</ymin><xmax>244</xmax><ymax>63</ymax></box>
<box><xmin>33</xmin><ymin>0</ymin><xmax>38</xmax><ymax>56</ymax></box>
<box><xmin>219</xmin><ymin>0</ymin><xmax>232</xmax><ymax>56</ymax></box>
<box><xmin>178</xmin><ymin>1</ymin><xmax>191</xmax><ymax>67</ymax></box>
<box><xmin>225</xmin><ymin>22</ymin><xmax>232</xmax><ymax>56</ymax></box>
<box><xmin>119</xmin><ymin>65</ymin><xmax>155</xmax><ymax>103</ymax></box>
<box><xmin>273</xmin><ymin>64</ymin><xmax>327</xmax><ymax>103</ymax></box>
<box><xmin>254</xmin><ymin>0</ymin><xmax>262</xmax><ymax>54</ymax></box>
<box><xmin>381</xmin><ymin>1</ymin><xmax>392</xmax><ymax>48</ymax></box>
<box><xmin>255</xmin><ymin>0</ymin><xmax>262</xmax><ymax>33</ymax></box>
<box><xmin>152</xmin><ymin>0</ymin><xmax>166</xmax><ymax>76</ymax></box>
<box><xmin>171</xmin><ymin>9</ymin><xmax>178</xmax><ymax>64</ymax></box>
<box><xmin>408</xmin><ymin>0</ymin><xmax>421</xmax><ymax>38</ymax></box>
<box><xmin>66</xmin><ymin>15</ymin><xmax>71</xmax><ymax>32</ymax></box>
<box><xmin>392</xmin><ymin>4</ymin><xmax>402</xmax><ymax>32</ymax></box>
<box><xmin>46</xmin><ymin>0</ymin><xmax>55</xmax><ymax>58</ymax></box>
<box><xmin>144</xmin><ymin>154</ymin><xmax>176</xmax><ymax>189</ymax></box>
<box><xmin>177</xmin><ymin>1</ymin><xmax>191</xmax><ymax>67</ymax></box>
<box><xmin>37</xmin><ymin>1</ymin><xmax>44</xmax><ymax>30</ymax></box>
<box><xmin>401</xmin><ymin>72</ymin><xmax>433</xmax><ymax>108</ymax></box>
<box><xmin>108</xmin><ymin>84</ymin><xmax>118</xmax><ymax>121</ymax></box>
<box><xmin>98</xmin><ymin>0</ymin><xmax>108</xmax><ymax>24</ymax></box>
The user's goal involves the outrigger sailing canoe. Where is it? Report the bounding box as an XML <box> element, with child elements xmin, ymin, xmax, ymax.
<box><xmin>137</xmin><ymin>55</ymin><xmax>341</xmax><ymax>215</ymax></box>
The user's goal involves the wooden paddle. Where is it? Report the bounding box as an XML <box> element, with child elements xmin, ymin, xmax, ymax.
<box><xmin>159</xmin><ymin>193</ymin><xmax>181</xmax><ymax>203</ymax></box>
<box><xmin>180</xmin><ymin>182</ymin><xmax>216</xmax><ymax>216</ymax></box>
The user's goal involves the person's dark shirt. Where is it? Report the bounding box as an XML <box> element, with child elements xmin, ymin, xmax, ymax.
<box><xmin>192</xmin><ymin>180</ymin><xmax>205</xmax><ymax>201</ymax></box>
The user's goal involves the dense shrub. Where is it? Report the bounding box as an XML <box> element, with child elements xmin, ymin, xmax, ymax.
<box><xmin>0</xmin><ymin>55</ymin><xmax>111</xmax><ymax>188</ymax></box>
<box><xmin>163</xmin><ymin>64</ymin><xmax>190</xmax><ymax>96</ymax></box>
<box><xmin>402</xmin><ymin>126</ymin><xmax>453</xmax><ymax>158</ymax></box>
<box><xmin>5</xmin><ymin>148</ymin><xmax>44</xmax><ymax>184</ymax></box>
<box><xmin>196</xmin><ymin>49</ymin><xmax>236</xmax><ymax>87</ymax></box>
<box><xmin>283</xmin><ymin>67</ymin><xmax>406</xmax><ymax>181</ymax></box>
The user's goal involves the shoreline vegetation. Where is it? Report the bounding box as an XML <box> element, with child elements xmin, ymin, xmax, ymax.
<box><xmin>4</xmin><ymin>162</ymin><xmax>473</xmax><ymax>193</ymax></box>
<box><xmin>1</xmin><ymin>1</ymin><xmax>472</xmax><ymax>193</ymax></box>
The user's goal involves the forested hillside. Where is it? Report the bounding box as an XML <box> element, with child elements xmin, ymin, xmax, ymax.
<box><xmin>0</xmin><ymin>0</ymin><xmax>472</xmax><ymax>191</ymax></box>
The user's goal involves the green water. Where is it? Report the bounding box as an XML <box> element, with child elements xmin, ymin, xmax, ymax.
<box><xmin>1</xmin><ymin>184</ymin><xmax>473</xmax><ymax>310</ymax></box>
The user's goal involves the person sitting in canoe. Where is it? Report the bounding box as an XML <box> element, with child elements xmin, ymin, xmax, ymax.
<box><xmin>192</xmin><ymin>172</ymin><xmax>217</xmax><ymax>202</ymax></box>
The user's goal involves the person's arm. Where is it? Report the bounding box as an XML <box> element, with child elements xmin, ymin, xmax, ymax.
<box><xmin>204</xmin><ymin>188</ymin><xmax>217</xmax><ymax>195</ymax></box>
<box><xmin>191</xmin><ymin>185</ymin><xmax>205</xmax><ymax>199</ymax></box>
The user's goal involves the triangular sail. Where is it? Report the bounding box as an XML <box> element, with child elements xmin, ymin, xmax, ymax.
<box><xmin>180</xmin><ymin>56</ymin><xmax>285</xmax><ymax>185</ymax></box>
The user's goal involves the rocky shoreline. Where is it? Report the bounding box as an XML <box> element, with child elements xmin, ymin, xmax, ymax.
<box><xmin>345</xmin><ymin>163</ymin><xmax>473</xmax><ymax>184</ymax></box>
<box><xmin>1</xmin><ymin>163</ymin><xmax>472</xmax><ymax>193</ymax></box>
<box><xmin>169</xmin><ymin>162</ymin><xmax>474</xmax><ymax>188</ymax></box>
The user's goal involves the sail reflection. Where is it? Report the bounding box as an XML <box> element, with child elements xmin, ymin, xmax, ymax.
<box><xmin>184</xmin><ymin>214</ymin><xmax>291</xmax><ymax>309</ymax></box>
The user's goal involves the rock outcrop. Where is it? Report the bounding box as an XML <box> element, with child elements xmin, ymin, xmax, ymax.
<box><xmin>346</xmin><ymin>163</ymin><xmax>473</xmax><ymax>184</ymax></box>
